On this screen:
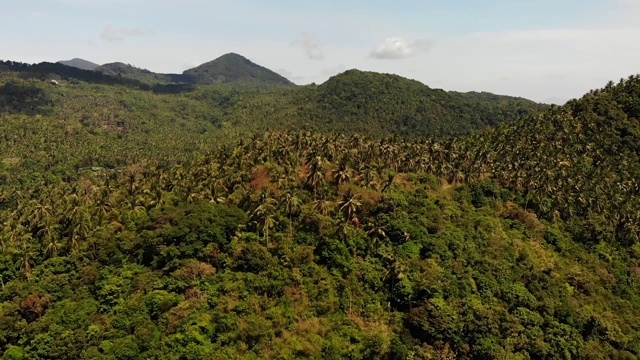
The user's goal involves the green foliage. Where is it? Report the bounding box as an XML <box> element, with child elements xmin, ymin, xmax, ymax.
<box><xmin>1</xmin><ymin>63</ymin><xmax>640</xmax><ymax>358</ymax></box>
<box><xmin>2</xmin><ymin>346</ymin><xmax>25</xmax><ymax>360</ymax></box>
<box><xmin>0</xmin><ymin>80</ymin><xmax>52</xmax><ymax>115</ymax></box>
<box><xmin>307</xmin><ymin>69</ymin><xmax>546</xmax><ymax>137</ymax></box>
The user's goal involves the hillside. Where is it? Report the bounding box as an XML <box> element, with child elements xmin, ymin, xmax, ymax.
<box><xmin>96</xmin><ymin>62</ymin><xmax>163</xmax><ymax>81</ymax></box>
<box><xmin>224</xmin><ymin>70</ymin><xmax>548</xmax><ymax>137</ymax></box>
<box><xmin>0</xmin><ymin>62</ymin><xmax>548</xmax><ymax>148</ymax></box>
<box><xmin>183</xmin><ymin>53</ymin><xmax>293</xmax><ymax>85</ymax></box>
<box><xmin>0</xmin><ymin>60</ymin><xmax>152</xmax><ymax>89</ymax></box>
<box><xmin>1</xmin><ymin>73</ymin><xmax>640</xmax><ymax>358</ymax></box>
<box><xmin>94</xmin><ymin>53</ymin><xmax>293</xmax><ymax>86</ymax></box>
<box><xmin>308</xmin><ymin>70</ymin><xmax>546</xmax><ymax>136</ymax></box>
<box><xmin>57</xmin><ymin>58</ymin><xmax>100</xmax><ymax>71</ymax></box>
<box><xmin>95</xmin><ymin>62</ymin><xmax>191</xmax><ymax>84</ymax></box>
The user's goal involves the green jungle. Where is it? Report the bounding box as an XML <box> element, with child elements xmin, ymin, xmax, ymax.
<box><xmin>0</xmin><ymin>56</ymin><xmax>639</xmax><ymax>359</ymax></box>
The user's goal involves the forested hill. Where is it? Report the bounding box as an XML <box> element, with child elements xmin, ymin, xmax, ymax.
<box><xmin>0</xmin><ymin>62</ymin><xmax>548</xmax><ymax>145</ymax></box>
<box><xmin>183</xmin><ymin>53</ymin><xmax>293</xmax><ymax>85</ymax></box>
<box><xmin>4</xmin><ymin>53</ymin><xmax>293</xmax><ymax>87</ymax></box>
<box><xmin>94</xmin><ymin>53</ymin><xmax>293</xmax><ymax>86</ymax></box>
<box><xmin>94</xmin><ymin>62</ymin><xmax>187</xmax><ymax>84</ymax></box>
<box><xmin>297</xmin><ymin>70</ymin><xmax>546</xmax><ymax>136</ymax></box>
<box><xmin>475</xmin><ymin>75</ymin><xmax>640</xmax><ymax>243</ymax></box>
<box><xmin>0</xmin><ymin>60</ymin><xmax>151</xmax><ymax>88</ymax></box>
<box><xmin>1</xmin><ymin>73</ymin><xmax>640</xmax><ymax>358</ymax></box>
<box><xmin>174</xmin><ymin>69</ymin><xmax>548</xmax><ymax>139</ymax></box>
<box><xmin>94</xmin><ymin>54</ymin><xmax>292</xmax><ymax>86</ymax></box>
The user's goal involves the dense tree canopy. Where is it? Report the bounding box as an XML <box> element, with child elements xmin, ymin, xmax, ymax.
<box><xmin>1</xmin><ymin>65</ymin><xmax>640</xmax><ymax>359</ymax></box>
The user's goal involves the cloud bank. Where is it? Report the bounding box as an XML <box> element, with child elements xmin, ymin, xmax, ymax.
<box><xmin>369</xmin><ymin>37</ymin><xmax>432</xmax><ymax>59</ymax></box>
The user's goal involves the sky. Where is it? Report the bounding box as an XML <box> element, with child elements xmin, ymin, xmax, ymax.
<box><xmin>1</xmin><ymin>0</ymin><xmax>639</xmax><ymax>103</ymax></box>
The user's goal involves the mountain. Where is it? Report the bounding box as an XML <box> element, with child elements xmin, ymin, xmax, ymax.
<box><xmin>6</xmin><ymin>55</ymin><xmax>541</xmax><ymax>139</ymax></box>
<box><xmin>94</xmin><ymin>53</ymin><xmax>293</xmax><ymax>86</ymax></box>
<box><xmin>0</xmin><ymin>61</ymin><xmax>548</xmax><ymax>140</ymax></box>
<box><xmin>1</xmin><ymin>70</ymin><xmax>640</xmax><ymax>358</ymax></box>
<box><xmin>224</xmin><ymin>69</ymin><xmax>548</xmax><ymax>137</ymax></box>
<box><xmin>0</xmin><ymin>60</ymin><xmax>162</xmax><ymax>94</ymax></box>
<box><xmin>95</xmin><ymin>62</ymin><xmax>192</xmax><ymax>84</ymax></box>
<box><xmin>183</xmin><ymin>53</ymin><xmax>293</xmax><ymax>85</ymax></box>
<box><xmin>96</xmin><ymin>62</ymin><xmax>160</xmax><ymax>79</ymax></box>
<box><xmin>57</xmin><ymin>58</ymin><xmax>100</xmax><ymax>71</ymax></box>
<box><xmin>311</xmin><ymin>70</ymin><xmax>547</xmax><ymax>136</ymax></box>
<box><xmin>2</xmin><ymin>56</ymin><xmax>640</xmax><ymax>357</ymax></box>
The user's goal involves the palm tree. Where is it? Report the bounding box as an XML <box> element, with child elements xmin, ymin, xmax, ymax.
<box><xmin>44</xmin><ymin>236</ymin><xmax>63</xmax><ymax>258</ymax></box>
<box><xmin>338</xmin><ymin>190</ymin><xmax>362</xmax><ymax>225</ymax></box>
<box><xmin>66</xmin><ymin>198</ymin><xmax>91</xmax><ymax>254</ymax></box>
<box><xmin>92</xmin><ymin>188</ymin><xmax>114</xmax><ymax>225</ymax></box>
<box><xmin>331</xmin><ymin>161</ymin><xmax>352</xmax><ymax>186</ymax></box>
<box><xmin>261</xmin><ymin>214</ymin><xmax>276</xmax><ymax>248</ymax></box>
<box><xmin>365</xmin><ymin>221</ymin><xmax>387</xmax><ymax>252</ymax></box>
<box><xmin>335</xmin><ymin>220</ymin><xmax>354</xmax><ymax>240</ymax></box>
<box><xmin>37</xmin><ymin>218</ymin><xmax>61</xmax><ymax>257</ymax></box>
<box><xmin>28</xmin><ymin>201</ymin><xmax>53</xmax><ymax>228</ymax></box>
<box><xmin>306</xmin><ymin>156</ymin><xmax>326</xmax><ymax>193</ymax></box>
<box><xmin>382</xmin><ymin>255</ymin><xmax>407</xmax><ymax>303</ymax></box>
<box><xmin>312</xmin><ymin>197</ymin><xmax>335</xmax><ymax>217</ymax></box>
<box><xmin>357</xmin><ymin>162</ymin><xmax>381</xmax><ymax>190</ymax></box>
<box><xmin>252</xmin><ymin>198</ymin><xmax>278</xmax><ymax>247</ymax></box>
<box><xmin>15</xmin><ymin>232</ymin><xmax>34</xmax><ymax>281</ymax></box>
<box><xmin>281</xmin><ymin>191</ymin><xmax>302</xmax><ymax>239</ymax></box>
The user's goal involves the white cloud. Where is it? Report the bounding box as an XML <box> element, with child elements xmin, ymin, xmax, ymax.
<box><xmin>100</xmin><ymin>24</ymin><xmax>153</xmax><ymax>42</ymax></box>
<box><xmin>369</xmin><ymin>37</ymin><xmax>432</xmax><ymax>59</ymax></box>
<box><xmin>291</xmin><ymin>32</ymin><xmax>324</xmax><ymax>60</ymax></box>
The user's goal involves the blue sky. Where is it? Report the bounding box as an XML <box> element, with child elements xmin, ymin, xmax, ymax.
<box><xmin>1</xmin><ymin>0</ymin><xmax>639</xmax><ymax>103</ymax></box>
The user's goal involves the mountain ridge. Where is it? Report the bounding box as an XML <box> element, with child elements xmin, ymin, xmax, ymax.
<box><xmin>95</xmin><ymin>62</ymin><xmax>192</xmax><ymax>84</ymax></box>
<box><xmin>0</xmin><ymin>59</ymin><xmax>548</xmax><ymax>139</ymax></box>
<box><xmin>93</xmin><ymin>53</ymin><xmax>292</xmax><ymax>86</ymax></box>
<box><xmin>182</xmin><ymin>53</ymin><xmax>293</xmax><ymax>85</ymax></box>
<box><xmin>280</xmin><ymin>69</ymin><xmax>548</xmax><ymax>137</ymax></box>
<box><xmin>57</xmin><ymin>58</ymin><xmax>100</xmax><ymax>71</ymax></box>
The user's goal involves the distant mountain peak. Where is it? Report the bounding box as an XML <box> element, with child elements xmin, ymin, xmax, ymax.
<box><xmin>97</xmin><ymin>62</ymin><xmax>155</xmax><ymax>75</ymax></box>
<box><xmin>57</xmin><ymin>58</ymin><xmax>100</xmax><ymax>71</ymax></box>
<box><xmin>183</xmin><ymin>53</ymin><xmax>293</xmax><ymax>85</ymax></box>
<box><xmin>76</xmin><ymin>53</ymin><xmax>292</xmax><ymax>86</ymax></box>
<box><xmin>218</xmin><ymin>52</ymin><xmax>247</xmax><ymax>59</ymax></box>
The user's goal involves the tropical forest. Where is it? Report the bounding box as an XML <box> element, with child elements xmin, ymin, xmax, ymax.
<box><xmin>0</xmin><ymin>54</ymin><xmax>639</xmax><ymax>359</ymax></box>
